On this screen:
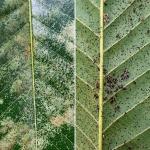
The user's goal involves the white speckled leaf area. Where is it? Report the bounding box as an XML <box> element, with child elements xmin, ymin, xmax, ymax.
<box><xmin>0</xmin><ymin>0</ymin><xmax>75</xmax><ymax>149</ymax></box>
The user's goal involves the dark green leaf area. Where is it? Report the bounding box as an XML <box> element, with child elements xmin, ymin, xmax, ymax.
<box><xmin>36</xmin><ymin>38</ymin><xmax>73</xmax><ymax>63</ymax></box>
<box><xmin>12</xmin><ymin>143</ymin><xmax>21</xmax><ymax>150</ymax></box>
<box><xmin>0</xmin><ymin>0</ymin><xmax>27</xmax><ymax>17</ymax></box>
<box><xmin>44</xmin><ymin>125</ymin><xmax>74</xmax><ymax>150</ymax></box>
<box><xmin>0</xmin><ymin>3</ymin><xmax>28</xmax><ymax>45</ymax></box>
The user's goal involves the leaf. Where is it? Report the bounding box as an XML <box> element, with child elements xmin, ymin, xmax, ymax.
<box><xmin>76</xmin><ymin>0</ymin><xmax>100</xmax><ymax>149</ymax></box>
<box><xmin>0</xmin><ymin>0</ymin><xmax>75</xmax><ymax>149</ymax></box>
<box><xmin>76</xmin><ymin>0</ymin><xmax>150</xmax><ymax>149</ymax></box>
<box><xmin>103</xmin><ymin>0</ymin><xmax>150</xmax><ymax>149</ymax></box>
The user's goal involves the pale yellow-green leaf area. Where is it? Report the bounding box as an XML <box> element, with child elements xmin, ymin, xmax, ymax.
<box><xmin>76</xmin><ymin>0</ymin><xmax>100</xmax><ymax>149</ymax></box>
<box><xmin>103</xmin><ymin>0</ymin><xmax>150</xmax><ymax>149</ymax></box>
<box><xmin>76</xmin><ymin>0</ymin><xmax>150</xmax><ymax>150</ymax></box>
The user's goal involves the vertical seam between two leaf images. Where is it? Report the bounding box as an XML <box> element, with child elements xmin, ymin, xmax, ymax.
<box><xmin>28</xmin><ymin>0</ymin><xmax>38</xmax><ymax>149</ymax></box>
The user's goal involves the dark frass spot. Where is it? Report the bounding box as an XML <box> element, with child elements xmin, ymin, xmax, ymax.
<box><xmin>104</xmin><ymin>0</ymin><xmax>107</xmax><ymax>6</ymax></box>
<box><xmin>110</xmin><ymin>96</ymin><xmax>116</xmax><ymax>104</ymax></box>
<box><xmin>128</xmin><ymin>146</ymin><xmax>132</xmax><ymax>150</ymax></box>
<box><xmin>122</xmin><ymin>87</ymin><xmax>127</xmax><ymax>90</ymax></box>
<box><xmin>147</xmin><ymin>29</ymin><xmax>150</xmax><ymax>34</ymax></box>
<box><xmin>93</xmin><ymin>58</ymin><xmax>97</xmax><ymax>64</ymax></box>
<box><xmin>116</xmin><ymin>33</ymin><xmax>121</xmax><ymax>39</ymax></box>
<box><xmin>115</xmin><ymin>105</ymin><xmax>120</xmax><ymax>112</ymax></box>
<box><xmin>104</xmin><ymin>68</ymin><xmax>108</xmax><ymax>74</ymax></box>
<box><xmin>133</xmin><ymin>81</ymin><xmax>136</xmax><ymax>85</ymax></box>
<box><xmin>94</xmin><ymin>93</ymin><xmax>99</xmax><ymax>99</ymax></box>
<box><xmin>95</xmin><ymin>81</ymin><xmax>99</xmax><ymax>89</ymax></box>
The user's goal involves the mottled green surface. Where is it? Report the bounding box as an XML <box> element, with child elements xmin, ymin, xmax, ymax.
<box><xmin>103</xmin><ymin>0</ymin><xmax>150</xmax><ymax>149</ymax></box>
<box><xmin>1</xmin><ymin>0</ymin><xmax>150</xmax><ymax>149</ymax></box>
<box><xmin>0</xmin><ymin>0</ymin><xmax>75</xmax><ymax>149</ymax></box>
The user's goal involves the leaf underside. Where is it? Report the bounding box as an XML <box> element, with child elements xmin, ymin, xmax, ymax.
<box><xmin>76</xmin><ymin>0</ymin><xmax>150</xmax><ymax>149</ymax></box>
<box><xmin>103</xmin><ymin>0</ymin><xmax>150</xmax><ymax>149</ymax></box>
<box><xmin>0</xmin><ymin>0</ymin><xmax>75</xmax><ymax>149</ymax></box>
<box><xmin>76</xmin><ymin>0</ymin><xmax>99</xmax><ymax>149</ymax></box>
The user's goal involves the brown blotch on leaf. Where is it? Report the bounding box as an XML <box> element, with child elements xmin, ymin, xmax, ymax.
<box><xmin>50</xmin><ymin>108</ymin><xmax>74</xmax><ymax>127</ymax></box>
<box><xmin>24</xmin><ymin>46</ymin><xmax>31</xmax><ymax>60</ymax></box>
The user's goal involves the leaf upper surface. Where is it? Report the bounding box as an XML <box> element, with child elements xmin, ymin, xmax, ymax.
<box><xmin>0</xmin><ymin>0</ymin><xmax>75</xmax><ymax>149</ymax></box>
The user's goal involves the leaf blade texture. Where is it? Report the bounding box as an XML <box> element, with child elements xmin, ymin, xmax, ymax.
<box><xmin>0</xmin><ymin>0</ymin><xmax>75</xmax><ymax>149</ymax></box>
<box><xmin>103</xmin><ymin>0</ymin><xmax>150</xmax><ymax>149</ymax></box>
<box><xmin>76</xmin><ymin>0</ymin><xmax>150</xmax><ymax>149</ymax></box>
<box><xmin>76</xmin><ymin>0</ymin><xmax>100</xmax><ymax>149</ymax></box>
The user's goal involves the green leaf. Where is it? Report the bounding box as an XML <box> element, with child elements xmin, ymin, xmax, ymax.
<box><xmin>103</xmin><ymin>0</ymin><xmax>150</xmax><ymax>149</ymax></box>
<box><xmin>76</xmin><ymin>0</ymin><xmax>150</xmax><ymax>149</ymax></box>
<box><xmin>0</xmin><ymin>0</ymin><xmax>75</xmax><ymax>149</ymax></box>
<box><xmin>76</xmin><ymin>0</ymin><xmax>100</xmax><ymax>149</ymax></box>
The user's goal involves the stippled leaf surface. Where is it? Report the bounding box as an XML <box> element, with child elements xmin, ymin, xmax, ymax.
<box><xmin>76</xmin><ymin>0</ymin><xmax>100</xmax><ymax>149</ymax></box>
<box><xmin>0</xmin><ymin>0</ymin><xmax>75</xmax><ymax>149</ymax></box>
<box><xmin>76</xmin><ymin>0</ymin><xmax>150</xmax><ymax>149</ymax></box>
<box><xmin>103</xmin><ymin>0</ymin><xmax>150</xmax><ymax>149</ymax></box>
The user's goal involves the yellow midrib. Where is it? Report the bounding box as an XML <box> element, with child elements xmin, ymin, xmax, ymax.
<box><xmin>99</xmin><ymin>0</ymin><xmax>104</xmax><ymax>150</ymax></box>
